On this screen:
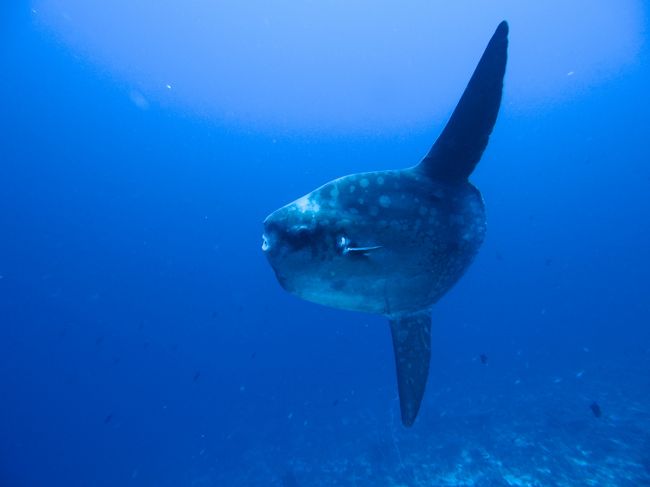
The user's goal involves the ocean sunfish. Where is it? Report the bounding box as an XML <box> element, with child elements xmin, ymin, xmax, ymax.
<box><xmin>262</xmin><ymin>22</ymin><xmax>509</xmax><ymax>426</ymax></box>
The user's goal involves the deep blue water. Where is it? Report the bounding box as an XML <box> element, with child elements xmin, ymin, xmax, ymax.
<box><xmin>1</xmin><ymin>3</ymin><xmax>650</xmax><ymax>486</ymax></box>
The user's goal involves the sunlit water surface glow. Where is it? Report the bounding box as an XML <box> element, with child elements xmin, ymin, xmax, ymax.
<box><xmin>34</xmin><ymin>0</ymin><xmax>644</xmax><ymax>133</ymax></box>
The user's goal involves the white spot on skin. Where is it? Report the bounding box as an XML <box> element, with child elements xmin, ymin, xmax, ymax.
<box><xmin>349</xmin><ymin>185</ymin><xmax>356</xmax><ymax>193</ymax></box>
<box><xmin>329</xmin><ymin>187</ymin><xmax>340</xmax><ymax>199</ymax></box>
<box><xmin>296</xmin><ymin>197</ymin><xmax>308</xmax><ymax>212</ymax></box>
<box><xmin>295</xmin><ymin>196</ymin><xmax>320</xmax><ymax>213</ymax></box>
<box><xmin>379</xmin><ymin>195</ymin><xmax>391</xmax><ymax>208</ymax></box>
<box><xmin>360</xmin><ymin>178</ymin><xmax>369</xmax><ymax>188</ymax></box>
<box><xmin>377</xmin><ymin>176</ymin><xmax>384</xmax><ymax>185</ymax></box>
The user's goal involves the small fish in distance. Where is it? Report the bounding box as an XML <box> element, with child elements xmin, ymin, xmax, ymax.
<box><xmin>590</xmin><ymin>401</ymin><xmax>602</xmax><ymax>418</ymax></box>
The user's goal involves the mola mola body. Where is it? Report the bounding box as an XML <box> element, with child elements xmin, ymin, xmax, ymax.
<box><xmin>263</xmin><ymin>22</ymin><xmax>508</xmax><ymax>426</ymax></box>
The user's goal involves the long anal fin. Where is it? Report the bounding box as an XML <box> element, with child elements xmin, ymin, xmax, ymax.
<box><xmin>389</xmin><ymin>310</ymin><xmax>432</xmax><ymax>427</ymax></box>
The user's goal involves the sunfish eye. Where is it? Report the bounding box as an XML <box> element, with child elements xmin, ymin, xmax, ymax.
<box><xmin>337</xmin><ymin>235</ymin><xmax>350</xmax><ymax>252</ymax></box>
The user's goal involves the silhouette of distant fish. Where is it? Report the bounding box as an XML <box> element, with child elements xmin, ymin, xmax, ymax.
<box><xmin>104</xmin><ymin>413</ymin><xmax>113</xmax><ymax>424</ymax></box>
<box><xmin>193</xmin><ymin>371</ymin><xmax>201</xmax><ymax>382</ymax></box>
<box><xmin>480</xmin><ymin>353</ymin><xmax>488</xmax><ymax>365</ymax></box>
<box><xmin>590</xmin><ymin>401</ymin><xmax>602</xmax><ymax>418</ymax></box>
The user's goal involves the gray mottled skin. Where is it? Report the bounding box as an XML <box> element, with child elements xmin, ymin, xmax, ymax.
<box><xmin>263</xmin><ymin>21</ymin><xmax>508</xmax><ymax>426</ymax></box>
<box><xmin>264</xmin><ymin>169</ymin><xmax>485</xmax><ymax>315</ymax></box>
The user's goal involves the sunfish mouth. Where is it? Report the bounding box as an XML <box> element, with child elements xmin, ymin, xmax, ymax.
<box><xmin>261</xmin><ymin>233</ymin><xmax>271</xmax><ymax>253</ymax></box>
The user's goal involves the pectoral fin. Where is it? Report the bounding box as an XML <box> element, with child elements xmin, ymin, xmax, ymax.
<box><xmin>343</xmin><ymin>245</ymin><xmax>383</xmax><ymax>256</ymax></box>
<box><xmin>388</xmin><ymin>309</ymin><xmax>432</xmax><ymax>427</ymax></box>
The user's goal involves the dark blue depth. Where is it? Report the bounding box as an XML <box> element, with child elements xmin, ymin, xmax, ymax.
<box><xmin>1</xmin><ymin>6</ymin><xmax>649</xmax><ymax>486</ymax></box>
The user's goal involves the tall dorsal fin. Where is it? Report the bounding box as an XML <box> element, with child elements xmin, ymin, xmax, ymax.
<box><xmin>417</xmin><ymin>21</ymin><xmax>509</xmax><ymax>183</ymax></box>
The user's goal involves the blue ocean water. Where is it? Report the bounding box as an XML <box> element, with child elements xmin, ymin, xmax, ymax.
<box><xmin>1</xmin><ymin>3</ymin><xmax>649</xmax><ymax>486</ymax></box>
